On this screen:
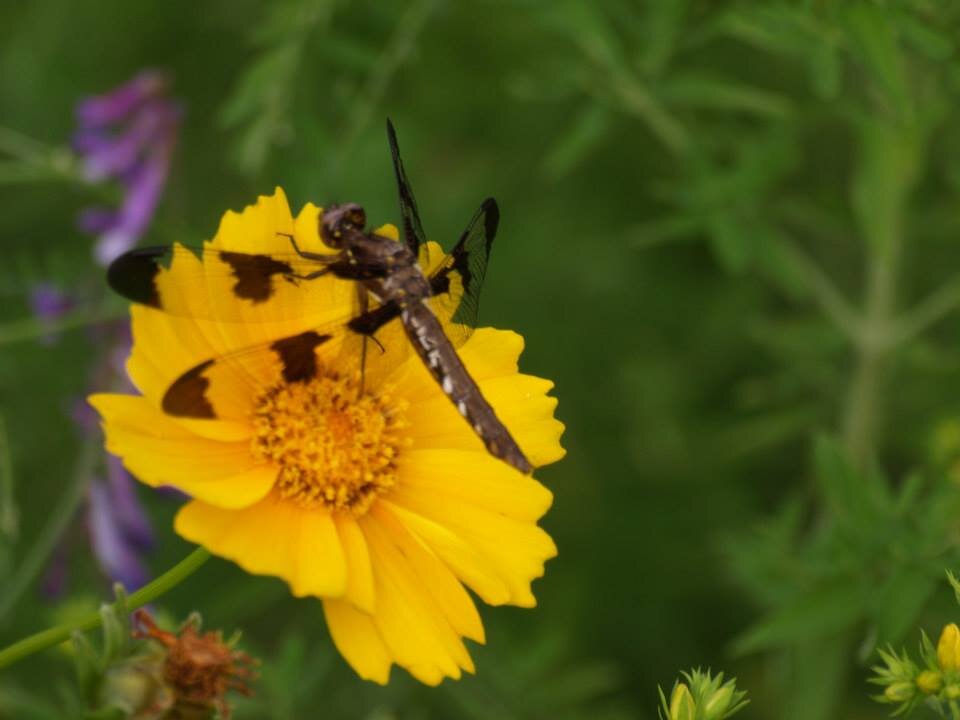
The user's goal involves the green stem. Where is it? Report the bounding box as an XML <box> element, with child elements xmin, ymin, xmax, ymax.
<box><xmin>842</xmin><ymin>230</ymin><xmax>902</xmax><ymax>466</ymax></box>
<box><xmin>0</xmin><ymin>305</ymin><xmax>123</xmax><ymax>346</ymax></box>
<box><xmin>0</xmin><ymin>547</ymin><xmax>211</xmax><ymax>669</ymax></box>
<box><xmin>328</xmin><ymin>0</ymin><xmax>440</xmax><ymax>180</ymax></box>
<box><xmin>778</xmin><ymin>236</ymin><xmax>862</xmax><ymax>341</ymax></box>
<box><xmin>0</xmin><ymin>436</ymin><xmax>99</xmax><ymax>623</ymax></box>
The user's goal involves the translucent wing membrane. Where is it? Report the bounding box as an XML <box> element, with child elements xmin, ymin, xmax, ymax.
<box><xmin>159</xmin><ymin>312</ymin><xmax>414</xmax><ymax>421</ymax></box>
<box><xmin>108</xmin><ymin>244</ymin><xmax>346</xmax><ymax>324</ymax></box>
<box><xmin>427</xmin><ymin>197</ymin><xmax>498</xmax><ymax>346</ymax></box>
<box><xmin>386</xmin><ymin>119</ymin><xmax>429</xmax><ymax>266</ymax></box>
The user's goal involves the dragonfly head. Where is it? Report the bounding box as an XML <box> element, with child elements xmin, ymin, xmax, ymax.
<box><xmin>320</xmin><ymin>203</ymin><xmax>367</xmax><ymax>249</ymax></box>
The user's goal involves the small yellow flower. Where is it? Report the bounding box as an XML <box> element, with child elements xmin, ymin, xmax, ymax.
<box><xmin>670</xmin><ymin>683</ymin><xmax>697</xmax><ymax>720</ymax></box>
<box><xmin>90</xmin><ymin>190</ymin><xmax>565</xmax><ymax>685</ymax></box>
<box><xmin>917</xmin><ymin>670</ymin><xmax>943</xmax><ymax>694</ymax></box>
<box><xmin>938</xmin><ymin>623</ymin><xmax>960</xmax><ymax>672</ymax></box>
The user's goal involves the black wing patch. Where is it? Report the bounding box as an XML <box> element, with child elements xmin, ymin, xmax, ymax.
<box><xmin>161</xmin><ymin>331</ymin><xmax>335</xmax><ymax>418</ymax></box>
<box><xmin>271</xmin><ymin>331</ymin><xmax>331</xmax><ymax>383</ymax></box>
<box><xmin>429</xmin><ymin>197</ymin><xmax>498</xmax><ymax>333</ymax></box>
<box><xmin>104</xmin><ymin>244</ymin><xmax>344</xmax><ymax>323</ymax></box>
<box><xmin>386</xmin><ymin>119</ymin><xmax>427</xmax><ymax>258</ymax></box>
<box><xmin>219</xmin><ymin>252</ymin><xmax>293</xmax><ymax>303</ymax></box>
<box><xmin>162</xmin><ymin>359</ymin><xmax>216</xmax><ymax>417</ymax></box>
<box><xmin>107</xmin><ymin>246</ymin><xmax>166</xmax><ymax>308</ymax></box>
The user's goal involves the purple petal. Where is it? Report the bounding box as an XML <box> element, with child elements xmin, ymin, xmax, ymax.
<box><xmin>71</xmin><ymin>397</ymin><xmax>100</xmax><ymax>434</ymax></box>
<box><xmin>93</xmin><ymin>228</ymin><xmax>139</xmax><ymax>266</ymax></box>
<box><xmin>93</xmin><ymin>150</ymin><xmax>170</xmax><ymax>266</ymax></box>
<box><xmin>106</xmin><ymin>455</ymin><xmax>154</xmax><ymax>550</ymax></box>
<box><xmin>77</xmin><ymin>207</ymin><xmax>120</xmax><ymax>235</ymax></box>
<box><xmin>76</xmin><ymin>71</ymin><xmax>168</xmax><ymax>127</ymax></box>
<box><xmin>41</xmin><ymin>543</ymin><xmax>70</xmax><ymax>599</ymax></box>
<box><xmin>87</xmin><ymin>481</ymin><xmax>149</xmax><ymax>591</ymax></box>
<box><xmin>29</xmin><ymin>283</ymin><xmax>73</xmax><ymax>322</ymax></box>
<box><xmin>80</xmin><ymin>107</ymin><xmax>166</xmax><ymax>181</ymax></box>
<box><xmin>28</xmin><ymin>283</ymin><xmax>75</xmax><ymax>346</ymax></box>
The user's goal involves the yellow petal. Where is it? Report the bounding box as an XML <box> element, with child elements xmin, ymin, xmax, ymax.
<box><xmin>405</xmin><ymin>375</ymin><xmax>564</xmax><ymax>469</ymax></box>
<box><xmin>174</xmin><ymin>495</ymin><xmax>348</xmax><ymax>598</ymax></box>
<box><xmin>387</xmin><ymin>485</ymin><xmax>556</xmax><ymax>608</ymax></box>
<box><xmin>333</xmin><ymin>513</ymin><xmax>375</xmax><ymax>614</ymax></box>
<box><xmin>373</xmin><ymin>503</ymin><xmax>484</xmax><ymax>643</ymax></box>
<box><xmin>359</xmin><ymin>513</ymin><xmax>476</xmax><ymax>684</ymax></box>
<box><xmin>89</xmin><ymin>393</ymin><xmax>272</xmax><ymax>508</ymax></box>
<box><xmin>388</xmin><ymin>328</ymin><xmax>524</xmax><ymax>402</ymax></box>
<box><xmin>323</xmin><ymin>598</ymin><xmax>392</xmax><ymax>684</ymax></box>
<box><xmin>398</xmin><ymin>449</ymin><xmax>553</xmax><ymax>522</ymax></box>
<box><xmin>208</xmin><ymin>187</ymin><xmax>296</xmax><ymax>255</ymax></box>
<box><xmin>383</xmin><ymin>501</ymin><xmax>511</xmax><ymax>605</ymax></box>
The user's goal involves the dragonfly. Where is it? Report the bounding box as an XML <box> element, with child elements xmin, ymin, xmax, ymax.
<box><xmin>106</xmin><ymin>120</ymin><xmax>534</xmax><ymax>474</ymax></box>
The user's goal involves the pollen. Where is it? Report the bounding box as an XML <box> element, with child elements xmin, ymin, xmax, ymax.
<box><xmin>250</xmin><ymin>371</ymin><xmax>409</xmax><ymax>515</ymax></box>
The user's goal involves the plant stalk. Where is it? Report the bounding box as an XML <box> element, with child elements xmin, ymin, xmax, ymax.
<box><xmin>0</xmin><ymin>547</ymin><xmax>211</xmax><ymax>669</ymax></box>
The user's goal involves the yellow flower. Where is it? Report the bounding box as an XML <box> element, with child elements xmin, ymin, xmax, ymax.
<box><xmin>89</xmin><ymin>189</ymin><xmax>565</xmax><ymax>685</ymax></box>
<box><xmin>939</xmin><ymin>623</ymin><xmax>960</xmax><ymax>672</ymax></box>
<box><xmin>917</xmin><ymin>670</ymin><xmax>943</xmax><ymax>694</ymax></box>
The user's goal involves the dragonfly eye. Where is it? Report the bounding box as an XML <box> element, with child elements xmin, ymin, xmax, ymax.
<box><xmin>320</xmin><ymin>203</ymin><xmax>367</xmax><ymax>248</ymax></box>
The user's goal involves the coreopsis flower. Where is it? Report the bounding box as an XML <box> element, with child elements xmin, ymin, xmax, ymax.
<box><xmin>73</xmin><ymin>70</ymin><xmax>180</xmax><ymax>265</ymax></box>
<box><xmin>90</xmin><ymin>189</ymin><xmax>565</xmax><ymax>685</ymax></box>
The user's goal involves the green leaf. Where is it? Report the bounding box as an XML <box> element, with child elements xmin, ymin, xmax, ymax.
<box><xmin>731</xmin><ymin>581</ymin><xmax>865</xmax><ymax>655</ymax></box>
<box><xmin>660</xmin><ymin>72</ymin><xmax>792</xmax><ymax>118</ymax></box>
<box><xmin>872</xmin><ymin>565</ymin><xmax>939</xmax><ymax>645</ymax></box>
<box><xmin>543</xmin><ymin>104</ymin><xmax>612</xmax><ymax>179</ymax></box>
<box><xmin>841</xmin><ymin>3</ymin><xmax>909</xmax><ymax>113</ymax></box>
<box><xmin>71</xmin><ymin>631</ymin><xmax>101</xmax><ymax>706</ymax></box>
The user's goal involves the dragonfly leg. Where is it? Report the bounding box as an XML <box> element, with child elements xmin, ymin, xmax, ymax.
<box><xmin>357</xmin><ymin>288</ymin><xmax>369</xmax><ymax>398</ymax></box>
<box><xmin>277</xmin><ymin>231</ymin><xmax>337</xmax><ymax>262</ymax></box>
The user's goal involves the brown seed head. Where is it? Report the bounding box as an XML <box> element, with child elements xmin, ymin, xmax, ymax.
<box><xmin>133</xmin><ymin>609</ymin><xmax>257</xmax><ymax>720</ymax></box>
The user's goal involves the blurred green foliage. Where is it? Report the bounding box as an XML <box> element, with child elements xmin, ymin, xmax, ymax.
<box><xmin>5</xmin><ymin>0</ymin><xmax>960</xmax><ymax>717</ymax></box>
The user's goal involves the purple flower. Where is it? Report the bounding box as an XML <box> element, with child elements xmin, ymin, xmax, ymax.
<box><xmin>29</xmin><ymin>283</ymin><xmax>75</xmax><ymax>345</ymax></box>
<box><xmin>73</xmin><ymin>70</ymin><xmax>180</xmax><ymax>266</ymax></box>
<box><xmin>86</xmin><ymin>461</ymin><xmax>155</xmax><ymax>592</ymax></box>
<box><xmin>76</xmin><ymin>71</ymin><xmax>169</xmax><ymax>127</ymax></box>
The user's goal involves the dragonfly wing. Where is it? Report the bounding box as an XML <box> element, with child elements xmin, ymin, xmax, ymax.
<box><xmin>159</xmin><ymin>299</ymin><xmax>412</xmax><ymax>421</ymax></box>
<box><xmin>426</xmin><ymin>197</ymin><xmax>498</xmax><ymax>348</ymax></box>
<box><xmin>386</xmin><ymin>119</ymin><xmax>430</xmax><ymax>265</ymax></box>
<box><xmin>107</xmin><ymin>244</ymin><xmax>350</xmax><ymax>324</ymax></box>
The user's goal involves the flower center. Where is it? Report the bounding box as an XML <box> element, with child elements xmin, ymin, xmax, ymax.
<box><xmin>250</xmin><ymin>372</ymin><xmax>408</xmax><ymax>515</ymax></box>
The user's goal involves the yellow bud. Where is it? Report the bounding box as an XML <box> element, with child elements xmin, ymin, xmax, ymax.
<box><xmin>947</xmin><ymin>683</ymin><xmax>960</xmax><ymax>700</ymax></box>
<box><xmin>917</xmin><ymin>670</ymin><xmax>943</xmax><ymax>695</ymax></box>
<box><xmin>938</xmin><ymin>624</ymin><xmax>960</xmax><ymax>672</ymax></box>
<box><xmin>670</xmin><ymin>683</ymin><xmax>697</xmax><ymax>720</ymax></box>
<box><xmin>884</xmin><ymin>682</ymin><xmax>915</xmax><ymax>703</ymax></box>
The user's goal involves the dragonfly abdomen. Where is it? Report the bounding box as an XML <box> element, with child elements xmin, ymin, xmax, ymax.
<box><xmin>401</xmin><ymin>303</ymin><xmax>533</xmax><ymax>474</ymax></box>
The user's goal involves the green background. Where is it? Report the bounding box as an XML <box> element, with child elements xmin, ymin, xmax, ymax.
<box><xmin>3</xmin><ymin>1</ymin><xmax>960</xmax><ymax>718</ymax></box>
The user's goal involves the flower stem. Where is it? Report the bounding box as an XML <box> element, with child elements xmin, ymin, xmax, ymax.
<box><xmin>0</xmin><ymin>436</ymin><xmax>99</xmax><ymax>623</ymax></box>
<box><xmin>0</xmin><ymin>547</ymin><xmax>211</xmax><ymax>669</ymax></box>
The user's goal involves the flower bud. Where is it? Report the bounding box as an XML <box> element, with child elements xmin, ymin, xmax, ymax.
<box><xmin>703</xmin><ymin>684</ymin><xmax>735</xmax><ymax>719</ymax></box>
<box><xmin>938</xmin><ymin>624</ymin><xmax>960</xmax><ymax>672</ymax></box>
<box><xmin>916</xmin><ymin>670</ymin><xmax>943</xmax><ymax>694</ymax></box>
<box><xmin>947</xmin><ymin>683</ymin><xmax>960</xmax><ymax>700</ymax></box>
<box><xmin>884</xmin><ymin>682</ymin><xmax>916</xmax><ymax>703</ymax></box>
<box><xmin>669</xmin><ymin>683</ymin><xmax>696</xmax><ymax>720</ymax></box>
